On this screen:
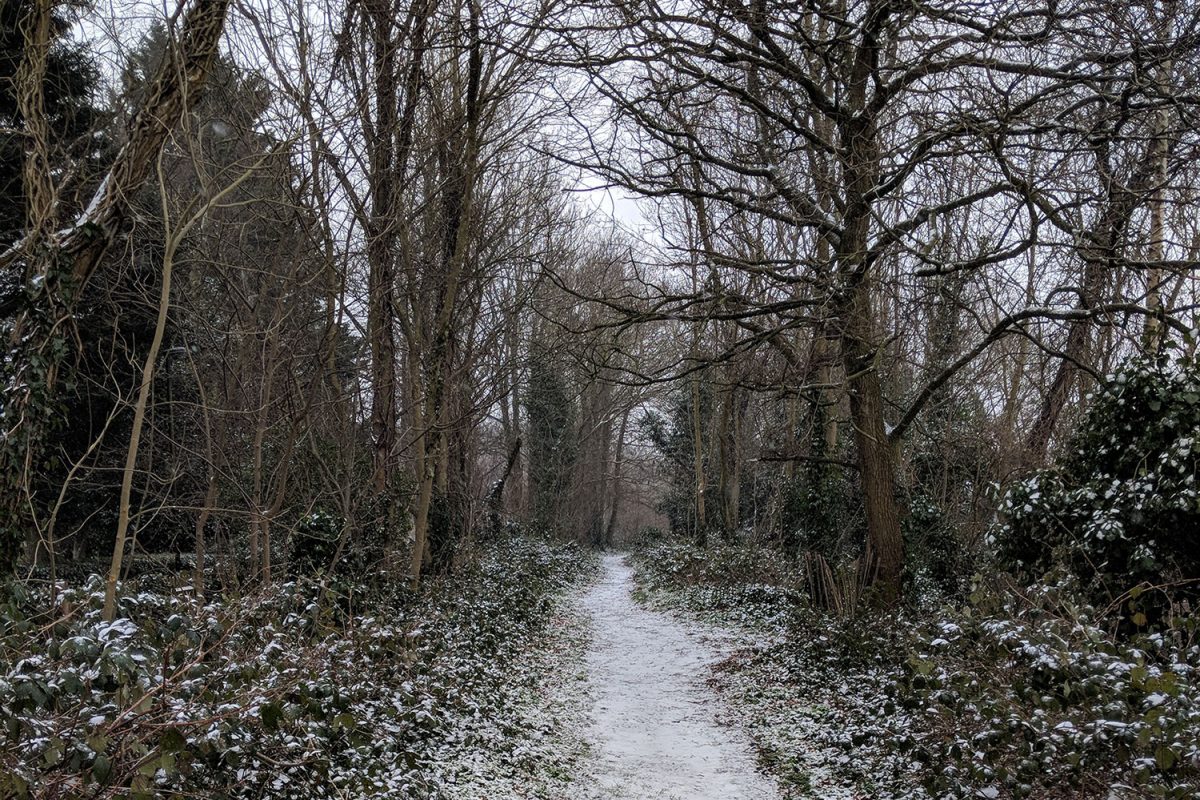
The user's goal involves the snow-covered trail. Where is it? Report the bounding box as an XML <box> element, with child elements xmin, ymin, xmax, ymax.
<box><xmin>576</xmin><ymin>553</ymin><xmax>779</xmax><ymax>800</ymax></box>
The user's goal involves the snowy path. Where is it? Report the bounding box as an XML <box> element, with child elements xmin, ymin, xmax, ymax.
<box><xmin>576</xmin><ymin>554</ymin><xmax>779</xmax><ymax>800</ymax></box>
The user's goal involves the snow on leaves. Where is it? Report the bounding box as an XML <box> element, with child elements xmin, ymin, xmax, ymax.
<box><xmin>0</xmin><ymin>539</ymin><xmax>594</xmax><ymax>798</ymax></box>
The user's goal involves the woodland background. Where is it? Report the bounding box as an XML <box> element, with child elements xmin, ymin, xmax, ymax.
<box><xmin>0</xmin><ymin>0</ymin><xmax>1198</xmax><ymax>797</ymax></box>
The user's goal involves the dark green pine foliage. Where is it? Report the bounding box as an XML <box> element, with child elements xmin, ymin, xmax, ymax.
<box><xmin>83</xmin><ymin>26</ymin><xmax>324</xmax><ymax>563</ymax></box>
<box><xmin>15</xmin><ymin>25</ymin><xmax>320</xmax><ymax>574</ymax></box>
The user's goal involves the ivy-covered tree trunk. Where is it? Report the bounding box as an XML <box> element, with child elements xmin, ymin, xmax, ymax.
<box><xmin>526</xmin><ymin>350</ymin><xmax>577</xmax><ymax>531</ymax></box>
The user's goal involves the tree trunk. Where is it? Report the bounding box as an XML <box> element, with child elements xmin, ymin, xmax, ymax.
<box><xmin>718</xmin><ymin>382</ymin><xmax>740</xmax><ymax>538</ymax></box>
<box><xmin>840</xmin><ymin>281</ymin><xmax>904</xmax><ymax>605</ymax></box>
<box><xmin>834</xmin><ymin>21</ymin><xmax>905</xmax><ymax>603</ymax></box>
<box><xmin>1024</xmin><ymin>255</ymin><xmax>1105</xmax><ymax>465</ymax></box>
<box><xmin>1025</xmin><ymin>123</ymin><xmax>1164</xmax><ymax>465</ymax></box>
<box><xmin>690</xmin><ymin>370</ymin><xmax>707</xmax><ymax>544</ymax></box>
<box><xmin>1143</xmin><ymin>55</ymin><xmax>1172</xmax><ymax>352</ymax></box>
<box><xmin>366</xmin><ymin>1</ymin><xmax>399</xmax><ymax>495</ymax></box>
<box><xmin>102</xmin><ymin>139</ymin><xmax>266</xmax><ymax>617</ymax></box>
<box><xmin>408</xmin><ymin>1</ymin><xmax>482</xmax><ymax>585</ymax></box>
<box><xmin>604</xmin><ymin>408</ymin><xmax>630</xmax><ymax>547</ymax></box>
<box><xmin>488</xmin><ymin>437</ymin><xmax>522</xmax><ymax>536</ymax></box>
<box><xmin>194</xmin><ymin>473</ymin><xmax>216</xmax><ymax>596</ymax></box>
<box><xmin>594</xmin><ymin>381</ymin><xmax>613</xmax><ymax>548</ymax></box>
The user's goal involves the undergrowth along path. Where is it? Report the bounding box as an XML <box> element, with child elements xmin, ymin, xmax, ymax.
<box><xmin>577</xmin><ymin>553</ymin><xmax>779</xmax><ymax>800</ymax></box>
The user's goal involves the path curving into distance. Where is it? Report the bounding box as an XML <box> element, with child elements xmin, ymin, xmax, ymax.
<box><xmin>576</xmin><ymin>553</ymin><xmax>779</xmax><ymax>800</ymax></box>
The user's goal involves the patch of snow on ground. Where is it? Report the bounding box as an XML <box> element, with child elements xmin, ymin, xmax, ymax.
<box><xmin>574</xmin><ymin>554</ymin><xmax>779</xmax><ymax>800</ymax></box>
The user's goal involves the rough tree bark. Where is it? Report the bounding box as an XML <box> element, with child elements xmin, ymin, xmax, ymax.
<box><xmin>832</xmin><ymin>1</ymin><xmax>904</xmax><ymax>603</ymax></box>
<box><xmin>365</xmin><ymin>0</ymin><xmax>400</xmax><ymax>496</ymax></box>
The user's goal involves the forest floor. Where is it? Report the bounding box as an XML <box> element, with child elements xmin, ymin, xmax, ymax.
<box><xmin>570</xmin><ymin>553</ymin><xmax>781</xmax><ymax>800</ymax></box>
<box><xmin>1</xmin><ymin>540</ymin><xmax>604</xmax><ymax>799</ymax></box>
<box><xmin>26</xmin><ymin>540</ymin><xmax>1189</xmax><ymax>798</ymax></box>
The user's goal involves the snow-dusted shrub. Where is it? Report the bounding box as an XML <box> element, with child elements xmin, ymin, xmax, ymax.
<box><xmin>633</xmin><ymin>539</ymin><xmax>802</xmax><ymax>591</ymax></box>
<box><xmin>632</xmin><ymin>525</ymin><xmax>667</xmax><ymax>545</ymax></box>
<box><xmin>633</xmin><ymin>541</ymin><xmax>802</xmax><ymax>636</ymax></box>
<box><xmin>0</xmin><ymin>537</ymin><xmax>590</xmax><ymax>798</ymax></box>
<box><xmin>887</xmin><ymin>584</ymin><xmax>1200</xmax><ymax>799</ymax></box>
<box><xmin>993</xmin><ymin>354</ymin><xmax>1200</xmax><ymax>623</ymax></box>
<box><xmin>765</xmin><ymin>589</ymin><xmax>1200</xmax><ymax>798</ymax></box>
<box><xmin>630</xmin><ymin>539</ymin><xmax>805</xmax><ymax>629</ymax></box>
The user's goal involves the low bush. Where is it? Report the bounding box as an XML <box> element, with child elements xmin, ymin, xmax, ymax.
<box><xmin>287</xmin><ymin>509</ymin><xmax>344</xmax><ymax>577</ymax></box>
<box><xmin>630</xmin><ymin>539</ymin><xmax>805</xmax><ymax>628</ymax></box>
<box><xmin>992</xmin><ymin>354</ymin><xmax>1200</xmax><ymax>625</ymax></box>
<box><xmin>0</xmin><ymin>537</ymin><xmax>591</xmax><ymax>798</ymax></box>
<box><xmin>884</xmin><ymin>582</ymin><xmax>1200</xmax><ymax>799</ymax></box>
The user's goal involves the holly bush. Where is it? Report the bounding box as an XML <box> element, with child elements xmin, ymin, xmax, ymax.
<box><xmin>993</xmin><ymin>354</ymin><xmax>1200</xmax><ymax>623</ymax></box>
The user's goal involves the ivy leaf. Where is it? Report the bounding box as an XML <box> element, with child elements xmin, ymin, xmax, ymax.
<box><xmin>261</xmin><ymin>701</ymin><xmax>283</xmax><ymax>731</ymax></box>
<box><xmin>1155</xmin><ymin>745</ymin><xmax>1176</xmax><ymax>770</ymax></box>
<box><xmin>92</xmin><ymin>753</ymin><xmax>111</xmax><ymax>782</ymax></box>
<box><xmin>160</xmin><ymin>727</ymin><xmax>186</xmax><ymax>753</ymax></box>
<box><xmin>43</xmin><ymin>738</ymin><xmax>63</xmax><ymax>767</ymax></box>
